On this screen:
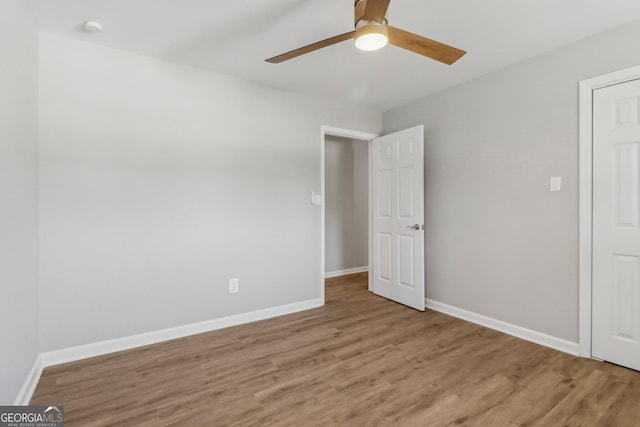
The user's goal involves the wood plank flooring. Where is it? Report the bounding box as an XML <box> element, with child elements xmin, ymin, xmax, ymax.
<box><xmin>31</xmin><ymin>273</ymin><xmax>640</xmax><ymax>426</ymax></box>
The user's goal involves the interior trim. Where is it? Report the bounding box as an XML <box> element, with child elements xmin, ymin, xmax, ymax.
<box><xmin>39</xmin><ymin>298</ymin><xmax>322</xmax><ymax>369</ymax></box>
<box><xmin>578</xmin><ymin>64</ymin><xmax>640</xmax><ymax>358</ymax></box>
<box><xmin>426</xmin><ymin>299</ymin><xmax>579</xmax><ymax>356</ymax></box>
<box><xmin>325</xmin><ymin>266</ymin><xmax>369</xmax><ymax>278</ymax></box>
<box><xmin>13</xmin><ymin>355</ymin><xmax>43</xmax><ymax>405</ymax></box>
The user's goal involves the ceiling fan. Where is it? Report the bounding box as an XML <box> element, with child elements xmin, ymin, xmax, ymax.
<box><xmin>266</xmin><ymin>0</ymin><xmax>466</xmax><ymax>65</ymax></box>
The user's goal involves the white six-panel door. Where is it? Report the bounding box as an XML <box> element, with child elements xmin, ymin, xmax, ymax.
<box><xmin>592</xmin><ymin>79</ymin><xmax>640</xmax><ymax>371</ymax></box>
<box><xmin>371</xmin><ymin>126</ymin><xmax>425</xmax><ymax>311</ymax></box>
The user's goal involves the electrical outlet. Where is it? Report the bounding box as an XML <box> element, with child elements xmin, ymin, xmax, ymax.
<box><xmin>229</xmin><ymin>278</ymin><xmax>239</xmax><ymax>294</ymax></box>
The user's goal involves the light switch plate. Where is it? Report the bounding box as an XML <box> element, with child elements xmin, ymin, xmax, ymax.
<box><xmin>550</xmin><ymin>176</ymin><xmax>562</xmax><ymax>192</ymax></box>
<box><xmin>229</xmin><ymin>278</ymin><xmax>239</xmax><ymax>293</ymax></box>
<box><xmin>310</xmin><ymin>192</ymin><xmax>322</xmax><ymax>205</ymax></box>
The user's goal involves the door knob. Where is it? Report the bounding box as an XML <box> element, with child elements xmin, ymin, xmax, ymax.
<box><xmin>407</xmin><ymin>224</ymin><xmax>422</xmax><ymax>230</ymax></box>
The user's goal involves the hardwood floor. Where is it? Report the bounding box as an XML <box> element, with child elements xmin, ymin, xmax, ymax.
<box><xmin>32</xmin><ymin>273</ymin><xmax>640</xmax><ymax>426</ymax></box>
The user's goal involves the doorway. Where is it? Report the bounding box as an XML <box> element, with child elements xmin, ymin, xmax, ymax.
<box><xmin>579</xmin><ymin>65</ymin><xmax>640</xmax><ymax>371</ymax></box>
<box><xmin>320</xmin><ymin>125</ymin><xmax>426</xmax><ymax>311</ymax></box>
<box><xmin>320</xmin><ymin>126</ymin><xmax>377</xmax><ymax>303</ymax></box>
<box><xmin>324</xmin><ymin>135</ymin><xmax>369</xmax><ymax>279</ymax></box>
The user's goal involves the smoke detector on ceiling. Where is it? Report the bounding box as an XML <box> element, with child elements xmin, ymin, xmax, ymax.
<box><xmin>83</xmin><ymin>21</ymin><xmax>103</xmax><ymax>33</ymax></box>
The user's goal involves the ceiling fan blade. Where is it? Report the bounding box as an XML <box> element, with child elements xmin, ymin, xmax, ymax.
<box><xmin>363</xmin><ymin>0</ymin><xmax>391</xmax><ymax>22</ymax></box>
<box><xmin>266</xmin><ymin>31</ymin><xmax>355</xmax><ymax>63</ymax></box>
<box><xmin>387</xmin><ymin>26</ymin><xmax>466</xmax><ymax>65</ymax></box>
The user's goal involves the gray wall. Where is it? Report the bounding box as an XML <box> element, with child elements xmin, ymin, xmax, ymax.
<box><xmin>37</xmin><ymin>33</ymin><xmax>380</xmax><ymax>352</ymax></box>
<box><xmin>382</xmin><ymin>19</ymin><xmax>640</xmax><ymax>342</ymax></box>
<box><xmin>0</xmin><ymin>1</ymin><xmax>39</xmax><ymax>404</ymax></box>
<box><xmin>325</xmin><ymin>136</ymin><xmax>369</xmax><ymax>273</ymax></box>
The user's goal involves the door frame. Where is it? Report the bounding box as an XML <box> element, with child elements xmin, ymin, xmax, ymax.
<box><xmin>578</xmin><ymin>64</ymin><xmax>640</xmax><ymax>358</ymax></box>
<box><xmin>320</xmin><ymin>125</ymin><xmax>378</xmax><ymax>303</ymax></box>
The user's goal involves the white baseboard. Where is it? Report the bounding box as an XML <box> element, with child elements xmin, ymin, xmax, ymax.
<box><xmin>13</xmin><ymin>355</ymin><xmax>43</xmax><ymax>405</ymax></box>
<box><xmin>425</xmin><ymin>299</ymin><xmax>580</xmax><ymax>356</ymax></box>
<box><xmin>325</xmin><ymin>266</ymin><xmax>368</xmax><ymax>278</ymax></box>
<box><xmin>40</xmin><ymin>298</ymin><xmax>323</xmax><ymax>368</ymax></box>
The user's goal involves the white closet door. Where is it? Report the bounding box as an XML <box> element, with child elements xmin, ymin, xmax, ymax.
<box><xmin>592</xmin><ymin>78</ymin><xmax>640</xmax><ymax>371</ymax></box>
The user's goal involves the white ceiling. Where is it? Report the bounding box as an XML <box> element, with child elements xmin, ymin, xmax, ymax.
<box><xmin>27</xmin><ymin>0</ymin><xmax>640</xmax><ymax>111</ymax></box>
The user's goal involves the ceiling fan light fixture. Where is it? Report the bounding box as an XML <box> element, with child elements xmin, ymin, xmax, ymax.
<box><xmin>354</xmin><ymin>22</ymin><xmax>388</xmax><ymax>51</ymax></box>
<box><xmin>265</xmin><ymin>0</ymin><xmax>467</xmax><ymax>64</ymax></box>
